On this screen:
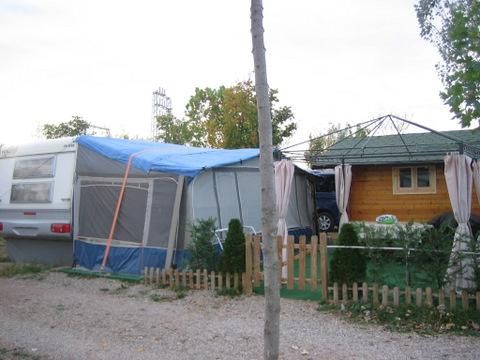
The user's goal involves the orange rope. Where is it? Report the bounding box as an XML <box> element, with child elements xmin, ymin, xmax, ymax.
<box><xmin>101</xmin><ymin>153</ymin><xmax>137</xmax><ymax>269</ymax></box>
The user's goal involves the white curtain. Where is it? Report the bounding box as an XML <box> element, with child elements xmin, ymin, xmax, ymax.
<box><xmin>444</xmin><ymin>153</ymin><xmax>474</xmax><ymax>292</ymax></box>
<box><xmin>335</xmin><ymin>164</ymin><xmax>352</xmax><ymax>230</ymax></box>
<box><xmin>274</xmin><ymin>159</ymin><xmax>294</xmax><ymax>279</ymax></box>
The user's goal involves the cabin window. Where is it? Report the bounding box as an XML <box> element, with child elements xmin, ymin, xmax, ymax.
<box><xmin>10</xmin><ymin>182</ymin><xmax>53</xmax><ymax>203</ymax></box>
<box><xmin>393</xmin><ymin>166</ymin><xmax>436</xmax><ymax>194</ymax></box>
<box><xmin>13</xmin><ymin>156</ymin><xmax>55</xmax><ymax>179</ymax></box>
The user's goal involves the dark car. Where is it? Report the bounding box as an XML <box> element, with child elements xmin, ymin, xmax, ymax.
<box><xmin>311</xmin><ymin>169</ymin><xmax>340</xmax><ymax>232</ymax></box>
<box><xmin>428</xmin><ymin>212</ymin><xmax>480</xmax><ymax>237</ymax></box>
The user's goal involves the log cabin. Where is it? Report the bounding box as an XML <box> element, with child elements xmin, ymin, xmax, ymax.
<box><xmin>312</xmin><ymin>128</ymin><xmax>480</xmax><ymax>223</ymax></box>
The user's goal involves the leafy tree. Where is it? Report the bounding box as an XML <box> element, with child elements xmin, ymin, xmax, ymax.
<box><xmin>219</xmin><ymin>219</ymin><xmax>246</xmax><ymax>274</ymax></box>
<box><xmin>155</xmin><ymin>113</ymin><xmax>192</xmax><ymax>145</ymax></box>
<box><xmin>306</xmin><ymin>123</ymin><xmax>369</xmax><ymax>165</ymax></box>
<box><xmin>42</xmin><ymin>116</ymin><xmax>91</xmax><ymax>139</ymax></box>
<box><xmin>415</xmin><ymin>0</ymin><xmax>480</xmax><ymax>127</ymax></box>
<box><xmin>156</xmin><ymin>80</ymin><xmax>296</xmax><ymax>148</ymax></box>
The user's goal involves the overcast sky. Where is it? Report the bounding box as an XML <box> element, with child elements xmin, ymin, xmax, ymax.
<box><xmin>0</xmin><ymin>0</ymin><xmax>471</xmax><ymax>147</ymax></box>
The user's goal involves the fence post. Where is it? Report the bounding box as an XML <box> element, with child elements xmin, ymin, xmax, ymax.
<box><xmin>162</xmin><ymin>269</ymin><xmax>167</xmax><ymax>287</ymax></box>
<box><xmin>333</xmin><ymin>282</ymin><xmax>339</xmax><ymax>305</ymax></box>
<box><xmin>372</xmin><ymin>283</ymin><xmax>379</xmax><ymax>307</ymax></box>
<box><xmin>155</xmin><ymin>268</ymin><xmax>160</xmax><ymax>286</ymax></box>
<box><xmin>352</xmin><ymin>282</ymin><xmax>358</xmax><ymax>302</ymax></box>
<box><xmin>320</xmin><ymin>233</ymin><xmax>328</xmax><ymax>301</ymax></box>
<box><xmin>254</xmin><ymin>235</ymin><xmax>261</xmax><ymax>287</ymax></box>
<box><xmin>149</xmin><ymin>267</ymin><xmax>154</xmax><ymax>285</ymax></box>
<box><xmin>287</xmin><ymin>236</ymin><xmax>294</xmax><ymax>290</ymax></box>
<box><xmin>234</xmin><ymin>273</ymin><xmax>239</xmax><ymax>290</ymax></box>
<box><xmin>310</xmin><ymin>235</ymin><xmax>318</xmax><ymax>292</ymax></box>
<box><xmin>425</xmin><ymin>287</ymin><xmax>432</xmax><ymax>307</ymax></box>
<box><xmin>210</xmin><ymin>271</ymin><xmax>215</xmax><ymax>291</ymax></box>
<box><xmin>438</xmin><ymin>288</ymin><xmax>445</xmax><ymax>308</ymax></box>
<box><xmin>226</xmin><ymin>272</ymin><xmax>231</xmax><ymax>289</ymax></box>
<box><xmin>462</xmin><ymin>291</ymin><xmax>469</xmax><ymax>310</ymax></box>
<box><xmin>449</xmin><ymin>290</ymin><xmax>456</xmax><ymax>310</ymax></box>
<box><xmin>218</xmin><ymin>272</ymin><xmax>223</xmax><ymax>290</ymax></box>
<box><xmin>299</xmin><ymin>236</ymin><xmax>306</xmax><ymax>291</ymax></box>
<box><xmin>382</xmin><ymin>285</ymin><xmax>389</xmax><ymax>307</ymax></box>
<box><xmin>143</xmin><ymin>267</ymin><xmax>148</xmax><ymax>284</ymax></box>
<box><xmin>202</xmin><ymin>269</ymin><xmax>208</xmax><ymax>290</ymax></box>
<box><xmin>477</xmin><ymin>292</ymin><xmax>480</xmax><ymax>311</ymax></box>
<box><xmin>416</xmin><ymin>288</ymin><xmax>423</xmax><ymax>307</ymax></box>
<box><xmin>362</xmin><ymin>282</ymin><xmax>368</xmax><ymax>303</ymax></box>
<box><xmin>393</xmin><ymin>287</ymin><xmax>400</xmax><ymax>307</ymax></box>
<box><xmin>244</xmin><ymin>235</ymin><xmax>253</xmax><ymax>296</ymax></box>
<box><xmin>195</xmin><ymin>269</ymin><xmax>200</xmax><ymax>290</ymax></box>
<box><xmin>277</xmin><ymin>236</ymin><xmax>283</xmax><ymax>284</ymax></box>
<box><xmin>405</xmin><ymin>287</ymin><xmax>412</xmax><ymax>305</ymax></box>
<box><xmin>175</xmin><ymin>269</ymin><xmax>180</xmax><ymax>288</ymax></box>
<box><xmin>342</xmin><ymin>283</ymin><xmax>348</xmax><ymax>304</ymax></box>
<box><xmin>169</xmin><ymin>269</ymin><xmax>174</xmax><ymax>289</ymax></box>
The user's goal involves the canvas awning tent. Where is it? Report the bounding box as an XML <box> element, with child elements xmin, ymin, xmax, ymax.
<box><xmin>73</xmin><ymin>136</ymin><xmax>315</xmax><ymax>275</ymax></box>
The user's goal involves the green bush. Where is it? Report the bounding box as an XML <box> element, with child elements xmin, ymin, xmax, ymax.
<box><xmin>329</xmin><ymin>223</ymin><xmax>367</xmax><ymax>285</ymax></box>
<box><xmin>219</xmin><ymin>219</ymin><xmax>246</xmax><ymax>274</ymax></box>
<box><xmin>187</xmin><ymin>218</ymin><xmax>216</xmax><ymax>271</ymax></box>
<box><xmin>413</xmin><ymin>224</ymin><xmax>454</xmax><ymax>289</ymax></box>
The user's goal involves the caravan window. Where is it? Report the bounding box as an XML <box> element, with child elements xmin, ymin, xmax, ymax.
<box><xmin>13</xmin><ymin>156</ymin><xmax>55</xmax><ymax>179</ymax></box>
<box><xmin>10</xmin><ymin>182</ymin><xmax>53</xmax><ymax>203</ymax></box>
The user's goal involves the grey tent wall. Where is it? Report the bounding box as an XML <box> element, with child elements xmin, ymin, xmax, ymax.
<box><xmin>185</xmin><ymin>159</ymin><xmax>315</xmax><ymax>248</ymax></box>
<box><xmin>75</xmin><ymin>144</ymin><xmax>181</xmax><ymax>253</ymax></box>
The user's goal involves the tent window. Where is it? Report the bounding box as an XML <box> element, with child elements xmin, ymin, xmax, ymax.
<box><xmin>393</xmin><ymin>166</ymin><xmax>436</xmax><ymax>195</ymax></box>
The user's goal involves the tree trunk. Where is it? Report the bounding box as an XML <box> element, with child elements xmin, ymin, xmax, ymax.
<box><xmin>250</xmin><ymin>1</ymin><xmax>280</xmax><ymax>359</ymax></box>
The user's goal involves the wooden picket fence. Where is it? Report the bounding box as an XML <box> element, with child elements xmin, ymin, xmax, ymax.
<box><xmin>245</xmin><ymin>233</ymin><xmax>480</xmax><ymax>310</ymax></box>
<box><xmin>143</xmin><ymin>267</ymin><xmax>243</xmax><ymax>291</ymax></box>
<box><xmin>143</xmin><ymin>233</ymin><xmax>480</xmax><ymax>311</ymax></box>
<box><xmin>244</xmin><ymin>233</ymin><xmax>332</xmax><ymax>297</ymax></box>
<box><xmin>330</xmin><ymin>282</ymin><xmax>480</xmax><ymax>311</ymax></box>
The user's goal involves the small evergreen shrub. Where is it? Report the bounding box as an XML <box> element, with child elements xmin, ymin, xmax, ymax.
<box><xmin>329</xmin><ymin>223</ymin><xmax>367</xmax><ymax>285</ymax></box>
<box><xmin>219</xmin><ymin>219</ymin><xmax>246</xmax><ymax>274</ymax></box>
<box><xmin>187</xmin><ymin>218</ymin><xmax>216</xmax><ymax>271</ymax></box>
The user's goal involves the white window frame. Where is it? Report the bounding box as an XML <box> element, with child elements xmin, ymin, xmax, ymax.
<box><xmin>392</xmin><ymin>165</ymin><xmax>436</xmax><ymax>195</ymax></box>
<box><xmin>13</xmin><ymin>155</ymin><xmax>56</xmax><ymax>179</ymax></box>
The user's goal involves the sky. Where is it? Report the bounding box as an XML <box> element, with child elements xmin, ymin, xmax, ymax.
<box><xmin>0</xmin><ymin>0</ymin><xmax>473</xmax><ymax>147</ymax></box>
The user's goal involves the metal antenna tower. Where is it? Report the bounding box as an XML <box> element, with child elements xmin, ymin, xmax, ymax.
<box><xmin>151</xmin><ymin>87</ymin><xmax>172</xmax><ymax>140</ymax></box>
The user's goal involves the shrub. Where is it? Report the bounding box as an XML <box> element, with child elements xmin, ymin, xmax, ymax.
<box><xmin>413</xmin><ymin>224</ymin><xmax>454</xmax><ymax>289</ymax></box>
<box><xmin>187</xmin><ymin>218</ymin><xmax>216</xmax><ymax>271</ymax></box>
<box><xmin>329</xmin><ymin>223</ymin><xmax>367</xmax><ymax>285</ymax></box>
<box><xmin>219</xmin><ymin>219</ymin><xmax>246</xmax><ymax>274</ymax></box>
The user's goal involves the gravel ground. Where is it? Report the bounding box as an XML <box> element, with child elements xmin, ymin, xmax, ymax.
<box><xmin>0</xmin><ymin>272</ymin><xmax>479</xmax><ymax>360</ymax></box>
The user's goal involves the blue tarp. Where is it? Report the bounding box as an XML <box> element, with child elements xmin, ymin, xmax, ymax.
<box><xmin>76</xmin><ymin>136</ymin><xmax>260</xmax><ymax>178</ymax></box>
<box><xmin>74</xmin><ymin>240</ymin><xmax>188</xmax><ymax>274</ymax></box>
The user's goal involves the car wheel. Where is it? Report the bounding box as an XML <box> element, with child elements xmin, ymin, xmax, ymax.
<box><xmin>317</xmin><ymin>212</ymin><xmax>334</xmax><ymax>232</ymax></box>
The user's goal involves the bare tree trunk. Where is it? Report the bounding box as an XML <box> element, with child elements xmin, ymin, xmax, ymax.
<box><xmin>250</xmin><ymin>1</ymin><xmax>280</xmax><ymax>359</ymax></box>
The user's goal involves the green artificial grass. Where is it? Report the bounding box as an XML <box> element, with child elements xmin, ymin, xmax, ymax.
<box><xmin>56</xmin><ymin>267</ymin><xmax>142</xmax><ymax>282</ymax></box>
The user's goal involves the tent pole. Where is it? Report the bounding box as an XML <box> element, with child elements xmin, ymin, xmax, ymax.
<box><xmin>101</xmin><ymin>153</ymin><xmax>135</xmax><ymax>270</ymax></box>
<box><xmin>165</xmin><ymin>175</ymin><xmax>185</xmax><ymax>270</ymax></box>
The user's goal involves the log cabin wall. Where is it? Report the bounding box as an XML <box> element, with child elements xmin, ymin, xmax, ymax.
<box><xmin>349</xmin><ymin>164</ymin><xmax>480</xmax><ymax>222</ymax></box>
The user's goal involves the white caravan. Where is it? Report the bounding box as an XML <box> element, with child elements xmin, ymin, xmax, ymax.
<box><xmin>0</xmin><ymin>138</ymin><xmax>76</xmax><ymax>264</ymax></box>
